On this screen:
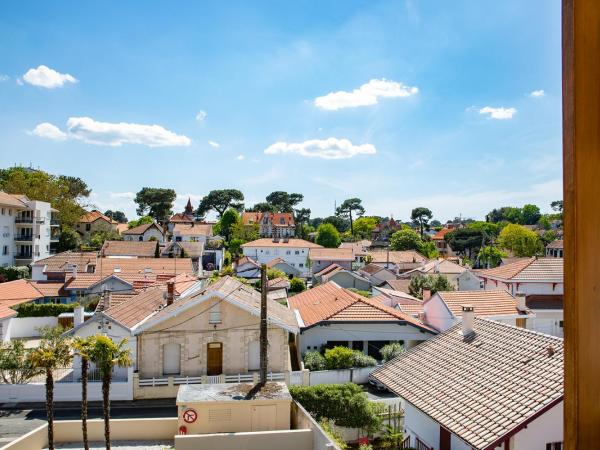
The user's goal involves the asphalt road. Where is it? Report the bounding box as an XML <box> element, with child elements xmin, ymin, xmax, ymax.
<box><xmin>0</xmin><ymin>400</ymin><xmax>177</xmax><ymax>446</ymax></box>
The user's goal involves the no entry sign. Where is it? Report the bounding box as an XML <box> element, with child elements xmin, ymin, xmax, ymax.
<box><xmin>182</xmin><ymin>408</ymin><xmax>197</xmax><ymax>423</ymax></box>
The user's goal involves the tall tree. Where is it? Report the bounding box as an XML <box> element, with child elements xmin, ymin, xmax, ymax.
<box><xmin>497</xmin><ymin>224</ymin><xmax>543</xmax><ymax>257</ymax></box>
<box><xmin>134</xmin><ymin>187</ymin><xmax>176</xmax><ymax>224</ymax></box>
<box><xmin>410</xmin><ymin>207</ymin><xmax>433</xmax><ymax>239</ymax></box>
<box><xmin>90</xmin><ymin>336</ymin><xmax>133</xmax><ymax>450</ymax></box>
<box><xmin>218</xmin><ymin>208</ymin><xmax>240</xmax><ymax>242</ymax></box>
<box><xmin>322</xmin><ymin>215</ymin><xmax>349</xmax><ymax>232</ymax></box>
<box><xmin>197</xmin><ymin>189</ymin><xmax>244</xmax><ymax>218</ymax></box>
<box><xmin>73</xmin><ymin>337</ymin><xmax>95</xmax><ymax>450</ymax></box>
<box><xmin>522</xmin><ymin>204</ymin><xmax>541</xmax><ymax>225</ymax></box>
<box><xmin>294</xmin><ymin>208</ymin><xmax>311</xmax><ymax>237</ymax></box>
<box><xmin>551</xmin><ymin>200</ymin><xmax>564</xmax><ymax>213</ymax></box>
<box><xmin>390</xmin><ymin>229</ymin><xmax>423</xmax><ymax>251</ymax></box>
<box><xmin>315</xmin><ymin>223</ymin><xmax>341</xmax><ymax>248</ymax></box>
<box><xmin>336</xmin><ymin>198</ymin><xmax>365</xmax><ymax>236</ymax></box>
<box><xmin>28</xmin><ymin>327</ymin><xmax>73</xmax><ymax>450</ymax></box>
<box><xmin>444</xmin><ymin>228</ymin><xmax>485</xmax><ymax>259</ymax></box>
<box><xmin>104</xmin><ymin>210</ymin><xmax>127</xmax><ymax>223</ymax></box>
<box><xmin>408</xmin><ymin>274</ymin><xmax>454</xmax><ymax>299</ymax></box>
<box><xmin>352</xmin><ymin>217</ymin><xmax>378</xmax><ymax>240</ymax></box>
<box><xmin>246</xmin><ymin>202</ymin><xmax>275</xmax><ymax>213</ymax></box>
<box><xmin>265</xmin><ymin>191</ymin><xmax>304</xmax><ymax>213</ymax></box>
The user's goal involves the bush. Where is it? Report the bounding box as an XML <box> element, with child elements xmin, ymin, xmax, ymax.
<box><xmin>380</xmin><ymin>343</ymin><xmax>405</xmax><ymax>363</ymax></box>
<box><xmin>303</xmin><ymin>351</ymin><xmax>327</xmax><ymax>371</ymax></box>
<box><xmin>14</xmin><ymin>302</ymin><xmax>80</xmax><ymax>318</ymax></box>
<box><xmin>289</xmin><ymin>277</ymin><xmax>306</xmax><ymax>293</ymax></box>
<box><xmin>324</xmin><ymin>346</ymin><xmax>355</xmax><ymax>369</ymax></box>
<box><xmin>0</xmin><ymin>266</ymin><xmax>30</xmax><ymax>283</ymax></box>
<box><xmin>290</xmin><ymin>383</ymin><xmax>384</xmax><ymax>431</ymax></box>
<box><xmin>351</xmin><ymin>351</ymin><xmax>377</xmax><ymax>368</ymax></box>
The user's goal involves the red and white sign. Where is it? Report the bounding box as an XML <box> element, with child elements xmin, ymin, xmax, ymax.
<box><xmin>182</xmin><ymin>409</ymin><xmax>197</xmax><ymax>423</ymax></box>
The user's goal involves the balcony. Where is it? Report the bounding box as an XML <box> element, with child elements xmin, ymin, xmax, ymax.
<box><xmin>36</xmin><ymin>217</ymin><xmax>46</xmax><ymax>224</ymax></box>
<box><xmin>14</xmin><ymin>235</ymin><xmax>33</xmax><ymax>241</ymax></box>
<box><xmin>14</xmin><ymin>254</ymin><xmax>33</xmax><ymax>262</ymax></box>
<box><xmin>50</xmin><ymin>219</ymin><xmax>60</xmax><ymax>226</ymax></box>
<box><xmin>15</xmin><ymin>217</ymin><xmax>33</xmax><ymax>224</ymax></box>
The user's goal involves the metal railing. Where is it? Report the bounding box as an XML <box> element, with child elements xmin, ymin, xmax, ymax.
<box><xmin>14</xmin><ymin>235</ymin><xmax>33</xmax><ymax>241</ymax></box>
<box><xmin>139</xmin><ymin>371</ymin><xmax>296</xmax><ymax>387</ymax></box>
<box><xmin>15</xmin><ymin>217</ymin><xmax>33</xmax><ymax>224</ymax></box>
<box><xmin>399</xmin><ymin>436</ymin><xmax>411</xmax><ymax>449</ymax></box>
<box><xmin>415</xmin><ymin>436</ymin><xmax>433</xmax><ymax>450</ymax></box>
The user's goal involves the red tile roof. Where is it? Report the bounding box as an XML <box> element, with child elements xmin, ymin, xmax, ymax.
<box><xmin>432</xmin><ymin>290</ymin><xmax>532</xmax><ymax>318</ymax></box>
<box><xmin>432</xmin><ymin>227</ymin><xmax>453</xmax><ymax>240</ymax></box>
<box><xmin>104</xmin><ymin>287</ymin><xmax>167</xmax><ymax>329</ymax></box>
<box><xmin>368</xmin><ymin>250</ymin><xmax>427</xmax><ymax>265</ymax></box>
<box><xmin>478</xmin><ymin>257</ymin><xmax>563</xmax><ymax>281</ymax></box>
<box><xmin>122</xmin><ymin>222</ymin><xmax>164</xmax><ymax>235</ymax></box>
<box><xmin>79</xmin><ymin>210</ymin><xmax>117</xmax><ymax>224</ymax></box>
<box><xmin>309</xmin><ymin>247</ymin><xmax>354</xmax><ymax>261</ymax></box>
<box><xmin>101</xmin><ymin>240</ymin><xmax>158</xmax><ymax>257</ymax></box>
<box><xmin>241</xmin><ymin>212</ymin><xmax>295</xmax><ymax>227</ymax></box>
<box><xmin>172</xmin><ymin>223</ymin><xmax>213</xmax><ymax>236</ymax></box>
<box><xmin>33</xmin><ymin>251</ymin><xmax>98</xmax><ymax>273</ymax></box>
<box><xmin>0</xmin><ymin>280</ymin><xmax>44</xmax><ymax>319</ymax></box>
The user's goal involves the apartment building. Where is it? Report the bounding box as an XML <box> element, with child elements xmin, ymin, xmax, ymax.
<box><xmin>0</xmin><ymin>192</ymin><xmax>59</xmax><ymax>267</ymax></box>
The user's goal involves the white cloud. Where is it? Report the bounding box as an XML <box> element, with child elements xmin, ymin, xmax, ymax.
<box><xmin>0</xmin><ymin>74</ymin><xmax>9</xmax><ymax>82</ymax></box>
<box><xmin>196</xmin><ymin>110</ymin><xmax>207</xmax><ymax>121</ymax></box>
<box><xmin>265</xmin><ymin>137</ymin><xmax>376</xmax><ymax>160</ymax></box>
<box><xmin>479</xmin><ymin>106</ymin><xmax>517</xmax><ymax>120</ymax></box>
<box><xmin>236</xmin><ymin>154</ymin><xmax>245</xmax><ymax>160</ymax></box>
<box><xmin>30</xmin><ymin>122</ymin><xmax>68</xmax><ymax>141</ymax></box>
<box><xmin>208</xmin><ymin>140</ymin><xmax>220</xmax><ymax>148</ymax></box>
<box><xmin>22</xmin><ymin>65</ymin><xmax>78</xmax><ymax>88</ymax></box>
<box><xmin>315</xmin><ymin>78</ymin><xmax>418</xmax><ymax>110</ymax></box>
<box><xmin>31</xmin><ymin>117</ymin><xmax>191</xmax><ymax>147</ymax></box>
<box><xmin>530</xmin><ymin>89</ymin><xmax>545</xmax><ymax>98</ymax></box>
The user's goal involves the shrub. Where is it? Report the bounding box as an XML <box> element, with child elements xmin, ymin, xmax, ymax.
<box><xmin>380</xmin><ymin>343</ymin><xmax>405</xmax><ymax>363</ymax></box>
<box><xmin>289</xmin><ymin>277</ymin><xmax>306</xmax><ymax>293</ymax></box>
<box><xmin>290</xmin><ymin>383</ymin><xmax>384</xmax><ymax>431</ymax></box>
<box><xmin>0</xmin><ymin>266</ymin><xmax>30</xmax><ymax>283</ymax></box>
<box><xmin>324</xmin><ymin>346</ymin><xmax>355</xmax><ymax>369</ymax></box>
<box><xmin>319</xmin><ymin>419</ymin><xmax>348</xmax><ymax>450</ymax></box>
<box><xmin>351</xmin><ymin>351</ymin><xmax>377</xmax><ymax>368</ymax></box>
<box><xmin>303</xmin><ymin>351</ymin><xmax>326</xmax><ymax>371</ymax></box>
<box><xmin>14</xmin><ymin>302</ymin><xmax>80</xmax><ymax>318</ymax></box>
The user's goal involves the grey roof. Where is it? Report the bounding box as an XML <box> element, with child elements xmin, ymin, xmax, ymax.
<box><xmin>371</xmin><ymin>318</ymin><xmax>563</xmax><ymax>450</ymax></box>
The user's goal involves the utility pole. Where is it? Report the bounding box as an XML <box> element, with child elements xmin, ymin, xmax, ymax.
<box><xmin>259</xmin><ymin>263</ymin><xmax>268</xmax><ymax>386</ymax></box>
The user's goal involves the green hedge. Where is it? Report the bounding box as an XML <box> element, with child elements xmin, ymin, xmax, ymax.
<box><xmin>14</xmin><ymin>302</ymin><xmax>80</xmax><ymax>318</ymax></box>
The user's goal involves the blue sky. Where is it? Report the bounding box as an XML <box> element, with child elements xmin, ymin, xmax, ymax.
<box><xmin>0</xmin><ymin>0</ymin><xmax>562</xmax><ymax>222</ymax></box>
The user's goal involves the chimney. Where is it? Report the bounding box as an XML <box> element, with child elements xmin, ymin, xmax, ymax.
<box><xmin>167</xmin><ymin>281</ymin><xmax>175</xmax><ymax>305</ymax></box>
<box><xmin>74</xmin><ymin>305</ymin><xmax>85</xmax><ymax>328</ymax></box>
<box><xmin>515</xmin><ymin>292</ymin><xmax>527</xmax><ymax>312</ymax></box>
<box><xmin>461</xmin><ymin>304</ymin><xmax>475</xmax><ymax>336</ymax></box>
<box><xmin>71</xmin><ymin>265</ymin><xmax>78</xmax><ymax>280</ymax></box>
<box><xmin>422</xmin><ymin>288</ymin><xmax>432</xmax><ymax>302</ymax></box>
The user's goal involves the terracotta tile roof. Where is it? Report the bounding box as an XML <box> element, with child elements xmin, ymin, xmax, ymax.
<box><xmin>241</xmin><ymin>212</ymin><xmax>295</xmax><ymax>227</ymax></box>
<box><xmin>101</xmin><ymin>240</ymin><xmax>158</xmax><ymax>257</ymax></box>
<box><xmin>0</xmin><ymin>191</ymin><xmax>27</xmax><ymax>208</ymax></box>
<box><xmin>167</xmin><ymin>273</ymin><xmax>199</xmax><ymax>295</ymax></box>
<box><xmin>267</xmin><ymin>277</ymin><xmax>290</xmax><ymax>290</ymax></box>
<box><xmin>359</xmin><ymin>263</ymin><xmax>387</xmax><ymax>275</ymax></box>
<box><xmin>79</xmin><ymin>210</ymin><xmax>117</xmax><ymax>224</ymax></box>
<box><xmin>142</xmin><ymin>276</ymin><xmax>298</xmax><ymax>333</ymax></box>
<box><xmin>266</xmin><ymin>257</ymin><xmax>285</xmax><ymax>268</ymax></box>
<box><xmin>104</xmin><ymin>287</ymin><xmax>167</xmax><ymax>329</ymax></box>
<box><xmin>314</xmin><ymin>263</ymin><xmax>343</xmax><ymax>278</ymax></box>
<box><xmin>396</xmin><ymin>302</ymin><xmax>424</xmax><ymax>316</ymax></box>
<box><xmin>368</xmin><ymin>250</ymin><xmax>427</xmax><ymax>265</ymax></box>
<box><xmin>289</xmin><ymin>282</ymin><xmax>433</xmax><ymax>332</ymax></box>
<box><xmin>122</xmin><ymin>222</ymin><xmax>164</xmax><ymax>235</ymax></box>
<box><xmin>169</xmin><ymin>213</ymin><xmax>195</xmax><ymax>223</ymax></box>
<box><xmin>236</xmin><ymin>256</ymin><xmax>260</xmax><ymax>268</ymax></box>
<box><xmin>382</xmin><ymin>279</ymin><xmax>412</xmax><ymax>293</ymax></box>
<box><xmin>241</xmin><ymin>238</ymin><xmax>322</xmax><ymax>248</ymax></box>
<box><xmin>432</xmin><ymin>227</ymin><xmax>453</xmax><ymax>240</ymax></box>
<box><xmin>374</xmin><ymin>287</ymin><xmax>420</xmax><ymax>304</ymax></box>
<box><xmin>95</xmin><ymin>292</ymin><xmax>137</xmax><ymax>312</ymax></box>
<box><xmin>371</xmin><ymin>319</ymin><xmax>564</xmax><ymax>450</ymax></box>
<box><xmin>309</xmin><ymin>248</ymin><xmax>354</xmax><ymax>261</ymax></box>
<box><xmin>478</xmin><ymin>257</ymin><xmax>563</xmax><ymax>282</ymax></box>
<box><xmin>162</xmin><ymin>241</ymin><xmax>204</xmax><ymax>258</ymax></box>
<box><xmin>241</xmin><ymin>212</ymin><xmax>262</xmax><ymax>225</ymax></box>
<box><xmin>116</xmin><ymin>223</ymin><xmax>129</xmax><ymax>234</ymax></box>
<box><xmin>546</xmin><ymin>239</ymin><xmax>564</xmax><ymax>249</ymax></box>
<box><xmin>172</xmin><ymin>223</ymin><xmax>213</xmax><ymax>236</ymax></box>
<box><xmin>34</xmin><ymin>251</ymin><xmax>98</xmax><ymax>273</ymax></box>
<box><xmin>0</xmin><ymin>280</ymin><xmax>44</xmax><ymax>319</ymax></box>
<box><xmin>97</xmin><ymin>257</ymin><xmax>193</xmax><ymax>277</ymax></box>
<box><xmin>405</xmin><ymin>259</ymin><xmax>466</xmax><ymax>276</ymax></box>
<box><xmin>29</xmin><ymin>281</ymin><xmax>67</xmax><ymax>297</ymax></box>
<box><xmin>433</xmin><ymin>290</ymin><xmax>531</xmax><ymax>318</ymax></box>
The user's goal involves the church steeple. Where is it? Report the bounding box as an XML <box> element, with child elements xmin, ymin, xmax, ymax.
<box><xmin>184</xmin><ymin>198</ymin><xmax>193</xmax><ymax>215</ymax></box>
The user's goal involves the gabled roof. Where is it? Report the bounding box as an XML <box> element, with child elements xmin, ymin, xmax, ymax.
<box><xmin>79</xmin><ymin>210</ymin><xmax>117</xmax><ymax>224</ymax></box>
<box><xmin>169</xmin><ymin>213</ymin><xmax>195</xmax><ymax>223</ymax></box>
<box><xmin>161</xmin><ymin>241</ymin><xmax>204</xmax><ymax>258</ymax></box>
<box><xmin>0</xmin><ymin>279</ymin><xmax>45</xmax><ymax>320</ymax></box>
<box><xmin>359</xmin><ymin>263</ymin><xmax>388</xmax><ymax>275</ymax></box>
<box><xmin>374</xmin><ymin>287</ymin><xmax>420</xmax><ymax>304</ymax></box>
<box><xmin>172</xmin><ymin>223</ymin><xmax>213</xmax><ymax>236</ymax></box>
<box><xmin>241</xmin><ymin>238</ymin><xmax>322</xmax><ymax>248</ymax></box>
<box><xmin>0</xmin><ymin>191</ymin><xmax>28</xmax><ymax>208</ymax></box>
<box><xmin>33</xmin><ymin>251</ymin><xmax>98</xmax><ymax>273</ymax></box>
<box><xmin>431</xmin><ymin>290</ymin><xmax>532</xmax><ymax>318</ymax></box>
<box><xmin>309</xmin><ymin>247</ymin><xmax>354</xmax><ymax>261</ymax></box>
<box><xmin>382</xmin><ymin>279</ymin><xmax>412</xmax><ymax>293</ymax></box>
<box><xmin>136</xmin><ymin>276</ymin><xmax>298</xmax><ymax>334</ymax></box>
<box><xmin>371</xmin><ymin>319</ymin><xmax>564</xmax><ymax>450</ymax></box>
<box><xmin>122</xmin><ymin>222</ymin><xmax>164</xmax><ymax>235</ymax></box>
<box><xmin>101</xmin><ymin>240</ymin><xmax>158</xmax><ymax>257</ymax></box>
<box><xmin>116</xmin><ymin>223</ymin><xmax>129</xmax><ymax>234</ymax></box>
<box><xmin>288</xmin><ymin>282</ymin><xmax>433</xmax><ymax>332</ymax></box>
<box><xmin>546</xmin><ymin>239</ymin><xmax>564</xmax><ymax>249</ymax></box>
<box><xmin>368</xmin><ymin>250</ymin><xmax>428</xmax><ymax>265</ymax></box>
<box><xmin>403</xmin><ymin>258</ymin><xmax>466</xmax><ymax>276</ymax></box>
<box><xmin>104</xmin><ymin>287</ymin><xmax>167</xmax><ymax>330</ymax></box>
<box><xmin>478</xmin><ymin>257</ymin><xmax>564</xmax><ymax>282</ymax></box>
<box><xmin>241</xmin><ymin>212</ymin><xmax>295</xmax><ymax>227</ymax></box>
<box><xmin>432</xmin><ymin>227</ymin><xmax>453</xmax><ymax>240</ymax></box>
<box><xmin>236</xmin><ymin>256</ymin><xmax>260</xmax><ymax>268</ymax></box>
<box><xmin>267</xmin><ymin>277</ymin><xmax>290</xmax><ymax>290</ymax></box>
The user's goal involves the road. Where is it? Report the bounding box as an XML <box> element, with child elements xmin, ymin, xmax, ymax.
<box><xmin>0</xmin><ymin>400</ymin><xmax>177</xmax><ymax>446</ymax></box>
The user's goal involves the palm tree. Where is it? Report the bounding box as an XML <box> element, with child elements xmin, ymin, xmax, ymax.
<box><xmin>89</xmin><ymin>336</ymin><xmax>132</xmax><ymax>450</ymax></box>
<box><xmin>73</xmin><ymin>336</ymin><xmax>95</xmax><ymax>450</ymax></box>
<box><xmin>28</xmin><ymin>327</ymin><xmax>72</xmax><ymax>450</ymax></box>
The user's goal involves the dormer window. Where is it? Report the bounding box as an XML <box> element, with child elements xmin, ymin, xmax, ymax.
<box><xmin>114</xmin><ymin>267</ymin><xmax>121</xmax><ymax>273</ymax></box>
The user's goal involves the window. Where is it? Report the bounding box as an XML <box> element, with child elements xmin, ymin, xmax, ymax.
<box><xmin>209</xmin><ymin>302</ymin><xmax>222</xmax><ymax>324</ymax></box>
<box><xmin>163</xmin><ymin>343</ymin><xmax>181</xmax><ymax>375</ymax></box>
<box><xmin>546</xmin><ymin>443</ymin><xmax>563</xmax><ymax>450</ymax></box>
<box><xmin>85</xmin><ymin>224</ymin><xmax>91</xmax><ymax>231</ymax></box>
<box><xmin>299</xmin><ymin>263</ymin><xmax>304</xmax><ymax>268</ymax></box>
<box><xmin>1</xmin><ymin>208</ymin><xmax>4</xmax><ymax>215</ymax></box>
<box><xmin>295</xmin><ymin>250</ymin><xmax>300</xmax><ymax>255</ymax></box>
<box><xmin>286</xmin><ymin>250</ymin><xmax>291</xmax><ymax>255</ymax></box>
<box><xmin>8</xmin><ymin>209</ymin><xmax>11</xmax><ymax>216</ymax></box>
<box><xmin>138</xmin><ymin>236</ymin><xmax>143</xmax><ymax>241</ymax></box>
<box><xmin>2</xmin><ymin>246</ymin><xmax>8</xmax><ymax>255</ymax></box>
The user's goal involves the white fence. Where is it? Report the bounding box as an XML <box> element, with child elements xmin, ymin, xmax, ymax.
<box><xmin>138</xmin><ymin>371</ymin><xmax>294</xmax><ymax>388</ymax></box>
<box><xmin>308</xmin><ymin>366</ymin><xmax>377</xmax><ymax>385</ymax></box>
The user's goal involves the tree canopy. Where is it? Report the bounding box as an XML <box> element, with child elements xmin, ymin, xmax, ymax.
<box><xmin>390</xmin><ymin>228</ymin><xmax>422</xmax><ymax>251</ymax></box>
<box><xmin>486</xmin><ymin>204</ymin><xmax>541</xmax><ymax>225</ymax></box>
<box><xmin>265</xmin><ymin>191</ymin><xmax>304</xmax><ymax>213</ymax></box>
<box><xmin>218</xmin><ymin>208</ymin><xmax>240</xmax><ymax>242</ymax></box>
<box><xmin>134</xmin><ymin>187</ymin><xmax>176</xmax><ymax>224</ymax></box>
<box><xmin>316</xmin><ymin>223</ymin><xmax>341</xmax><ymax>248</ymax></box>
<box><xmin>336</xmin><ymin>198</ymin><xmax>365</xmax><ymax>236</ymax></box>
<box><xmin>444</xmin><ymin>228</ymin><xmax>484</xmax><ymax>259</ymax></box>
<box><xmin>410</xmin><ymin>207</ymin><xmax>433</xmax><ymax>238</ymax></box>
<box><xmin>352</xmin><ymin>216</ymin><xmax>378</xmax><ymax>240</ymax></box>
<box><xmin>408</xmin><ymin>274</ymin><xmax>454</xmax><ymax>299</ymax></box>
<box><xmin>104</xmin><ymin>210</ymin><xmax>127</xmax><ymax>223</ymax></box>
<box><xmin>497</xmin><ymin>224</ymin><xmax>543</xmax><ymax>257</ymax></box>
<box><xmin>197</xmin><ymin>189</ymin><xmax>244</xmax><ymax>218</ymax></box>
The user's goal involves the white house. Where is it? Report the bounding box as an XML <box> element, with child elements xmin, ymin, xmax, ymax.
<box><xmin>122</xmin><ymin>223</ymin><xmax>165</xmax><ymax>242</ymax></box>
<box><xmin>308</xmin><ymin>247</ymin><xmax>354</xmax><ymax>274</ymax></box>
<box><xmin>171</xmin><ymin>223</ymin><xmax>213</xmax><ymax>243</ymax></box>
<box><xmin>477</xmin><ymin>257</ymin><xmax>564</xmax><ymax>336</ymax></box>
<box><xmin>371</xmin><ymin>315</ymin><xmax>563</xmax><ymax>450</ymax></box>
<box><xmin>400</xmin><ymin>258</ymin><xmax>467</xmax><ymax>288</ymax></box>
<box><xmin>289</xmin><ymin>282</ymin><xmax>435</xmax><ymax>358</ymax></box>
<box><xmin>0</xmin><ymin>192</ymin><xmax>59</xmax><ymax>267</ymax></box>
<box><xmin>241</xmin><ymin>238</ymin><xmax>322</xmax><ymax>277</ymax></box>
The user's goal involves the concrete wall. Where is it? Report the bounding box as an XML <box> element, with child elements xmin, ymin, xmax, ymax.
<box><xmin>1</xmin><ymin>418</ymin><xmax>178</xmax><ymax>450</ymax></box>
<box><xmin>511</xmin><ymin>401</ymin><xmax>563</xmax><ymax>449</ymax></box>
<box><xmin>4</xmin><ymin>316</ymin><xmax>58</xmax><ymax>339</ymax></box>
<box><xmin>291</xmin><ymin>401</ymin><xmax>343</xmax><ymax>450</ymax></box>
<box><xmin>403</xmin><ymin>401</ymin><xmax>439</xmax><ymax>450</ymax></box>
<box><xmin>138</xmin><ymin>297</ymin><xmax>290</xmax><ymax>377</ymax></box>
<box><xmin>176</xmin><ymin>429</ymin><xmax>312</xmax><ymax>450</ymax></box>
<box><xmin>482</xmin><ymin>279</ymin><xmax>564</xmax><ymax>296</ymax></box>
<box><xmin>456</xmin><ymin>270</ymin><xmax>483</xmax><ymax>291</ymax></box>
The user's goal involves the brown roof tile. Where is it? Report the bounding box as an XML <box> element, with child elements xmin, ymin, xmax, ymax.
<box><xmin>479</xmin><ymin>257</ymin><xmax>563</xmax><ymax>282</ymax></box>
<box><xmin>371</xmin><ymin>319</ymin><xmax>564</xmax><ymax>450</ymax></box>
<box><xmin>172</xmin><ymin>223</ymin><xmax>212</xmax><ymax>236</ymax></box>
<box><xmin>34</xmin><ymin>251</ymin><xmax>98</xmax><ymax>273</ymax></box>
<box><xmin>79</xmin><ymin>210</ymin><xmax>117</xmax><ymax>224</ymax></box>
<box><xmin>122</xmin><ymin>222</ymin><xmax>164</xmax><ymax>235</ymax></box>
<box><xmin>0</xmin><ymin>280</ymin><xmax>44</xmax><ymax>319</ymax></box>
<box><xmin>309</xmin><ymin>247</ymin><xmax>354</xmax><ymax>261</ymax></box>
<box><xmin>0</xmin><ymin>191</ymin><xmax>27</xmax><ymax>208</ymax></box>
<box><xmin>101</xmin><ymin>240</ymin><xmax>158</xmax><ymax>257</ymax></box>
<box><xmin>104</xmin><ymin>287</ymin><xmax>166</xmax><ymax>329</ymax></box>
<box><xmin>368</xmin><ymin>250</ymin><xmax>428</xmax><ymax>265</ymax></box>
<box><xmin>433</xmin><ymin>290</ymin><xmax>531</xmax><ymax>318</ymax></box>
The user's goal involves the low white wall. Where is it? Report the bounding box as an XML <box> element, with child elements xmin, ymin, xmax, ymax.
<box><xmin>175</xmin><ymin>429</ymin><xmax>313</xmax><ymax>450</ymax></box>
<box><xmin>309</xmin><ymin>369</ymin><xmax>351</xmax><ymax>385</ymax></box>
<box><xmin>291</xmin><ymin>401</ymin><xmax>342</xmax><ymax>450</ymax></box>
<box><xmin>6</xmin><ymin>317</ymin><xmax>58</xmax><ymax>339</ymax></box>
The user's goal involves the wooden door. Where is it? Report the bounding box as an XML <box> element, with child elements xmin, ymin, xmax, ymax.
<box><xmin>207</xmin><ymin>342</ymin><xmax>223</xmax><ymax>375</ymax></box>
<box><xmin>439</xmin><ymin>426</ymin><xmax>451</xmax><ymax>450</ymax></box>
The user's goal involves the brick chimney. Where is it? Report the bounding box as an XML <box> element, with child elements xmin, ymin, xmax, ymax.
<box><xmin>461</xmin><ymin>304</ymin><xmax>475</xmax><ymax>336</ymax></box>
<box><xmin>515</xmin><ymin>291</ymin><xmax>527</xmax><ymax>312</ymax></box>
<box><xmin>167</xmin><ymin>281</ymin><xmax>175</xmax><ymax>306</ymax></box>
<box><xmin>422</xmin><ymin>288</ymin><xmax>432</xmax><ymax>302</ymax></box>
